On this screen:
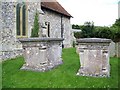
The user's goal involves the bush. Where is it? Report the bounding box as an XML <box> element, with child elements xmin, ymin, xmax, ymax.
<box><xmin>73</xmin><ymin>20</ymin><xmax>120</xmax><ymax>42</ymax></box>
<box><xmin>94</xmin><ymin>27</ymin><xmax>113</xmax><ymax>39</ymax></box>
<box><xmin>74</xmin><ymin>32</ymin><xmax>82</xmax><ymax>39</ymax></box>
<box><xmin>111</xmin><ymin>18</ymin><xmax>120</xmax><ymax>42</ymax></box>
<box><xmin>31</xmin><ymin>11</ymin><xmax>39</xmax><ymax>37</ymax></box>
<box><xmin>72</xmin><ymin>24</ymin><xmax>81</xmax><ymax>29</ymax></box>
<box><xmin>72</xmin><ymin>41</ymin><xmax>75</xmax><ymax>47</ymax></box>
<box><xmin>80</xmin><ymin>21</ymin><xmax>94</xmax><ymax>38</ymax></box>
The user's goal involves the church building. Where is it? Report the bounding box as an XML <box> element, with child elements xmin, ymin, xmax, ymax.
<box><xmin>0</xmin><ymin>0</ymin><xmax>73</xmax><ymax>60</ymax></box>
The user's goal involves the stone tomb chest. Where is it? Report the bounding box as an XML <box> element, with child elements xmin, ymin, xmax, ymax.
<box><xmin>19</xmin><ymin>38</ymin><xmax>64</xmax><ymax>72</ymax></box>
<box><xmin>76</xmin><ymin>38</ymin><xmax>111</xmax><ymax>77</ymax></box>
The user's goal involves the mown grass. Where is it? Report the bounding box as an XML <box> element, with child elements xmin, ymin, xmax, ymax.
<box><xmin>2</xmin><ymin>48</ymin><xmax>119</xmax><ymax>88</ymax></box>
<box><xmin>0</xmin><ymin>61</ymin><xmax>2</xmax><ymax>89</ymax></box>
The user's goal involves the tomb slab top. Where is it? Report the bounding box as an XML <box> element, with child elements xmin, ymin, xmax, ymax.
<box><xmin>19</xmin><ymin>38</ymin><xmax>64</xmax><ymax>42</ymax></box>
<box><xmin>77</xmin><ymin>38</ymin><xmax>111</xmax><ymax>43</ymax></box>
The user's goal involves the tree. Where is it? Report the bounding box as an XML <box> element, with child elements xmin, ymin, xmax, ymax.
<box><xmin>110</xmin><ymin>18</ymin><xmax>120</xmax><ymax>42</ymax></box>
<box><xmin>113</xmin><ymin>18</ymin><xmax>120</xmax><ymax>27</ymax></box>
<box><xmin>74</xmin><ymin>32</ymin><xmax>82</xmax><ymax>39</ymax></box>
<box><xmin>72</xmin><ymin>24</ymin><xmax>81</xmax><ymax>29</ymax></box>
<box><xmin>72</xmin><ymin>20</ymin><xmax>120</xmax><ymax>41</ymax></box>
<box><xmin>31</xmin><ymin>11</ymin><xmax>39</xmax><ymax>37</ymax></box>
<box><xmin>94</xmin><ymin>26</ymin><xmax>113</xmax><ymax>39</ymax></box>
<box><xmin>81</xmin><ymin>21</ymin><xmax>94</xmax><ymax>38</ymax></box>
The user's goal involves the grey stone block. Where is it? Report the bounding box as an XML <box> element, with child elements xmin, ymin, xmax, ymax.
<box><xmin>19</xmin><ymin>38</ymin><xmax>63</xmax><ymax>72</ymax></box>
<box><xmin>76</xmin><ymin>38</ymin><xmax>111</xmax><ymax>77</ymax></box>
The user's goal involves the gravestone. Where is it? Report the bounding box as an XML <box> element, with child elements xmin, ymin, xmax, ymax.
<box><xmin>116</xmin><ymin>42</ymin><xmax>120</xmax><ymax>58</ymax></box>
<box><xmin>76</xmin><ymin>38</ymin><xmax>111</xmax><ymax>77</ymax></box>
<box><xmin>19</xmin><ymin>38</ymin><xmax>64</xmax><ymax>72</ymax></box>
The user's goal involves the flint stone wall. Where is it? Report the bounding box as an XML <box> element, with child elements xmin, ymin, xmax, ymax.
<box><xmin>0</xmin><ymin>1</ymin><xmax>42</xmax><ymax>60</ymax></box>
<box><xmin>40</xmin><ymin>8</ymin><xmax>73</xmax><ymax>48</ymax></box>
<box><xmin>76</xmin><ymin>38</ymin><xmax>111</xmax><ymax>77</ymax></box>
<box><xmin>19</xmin><ymin>38</ymin><xmax>63</xmax><ymax>72</ymax></box>
<box><xmin>1</xmin><ymin>0</ymin><xmax>73</xmax><ymax>61</ymax></box>
<box><xmin>0</xmin><ymin>2</ymin><xmax>23</xmax><ymax>60</ymax></box>
<box><xmin>27</xmin><ymin>1</ymin><xmax>42</xmax><ymax>38</ymax></box>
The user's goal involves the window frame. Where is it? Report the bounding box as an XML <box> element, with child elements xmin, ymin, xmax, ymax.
<box><xmin>16</xmin><ymin>2</ymin><xmax>28</xmax><ymax>38</ymax></box>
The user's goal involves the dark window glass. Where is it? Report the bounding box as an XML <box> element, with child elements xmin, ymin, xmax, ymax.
<box><xmin>48</xmin><ymin>22</ymin><xmax>50</xmax><ymax>37</ymax></box>
<box><xmin>61</xmin><ymin>24</ymin><xmax>64</xmax><ymax>38</ymax></box>
<box><xmin>22</xmin><ymin>5</ymin><xmax>26</xmax><ymax>36</ymax></box>
<box><xmin>16</xmin><ymin>4</ymin><xmax>21</xmax><ymax>35</ymax></box>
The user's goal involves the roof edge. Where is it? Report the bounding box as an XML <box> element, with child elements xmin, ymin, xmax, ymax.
<box><xmin>41</xmin><ymin>5</ymin><xmax>72</xmax><ymax>17</ymax></box>
<box><xmin>41</xmin><ymin>1</ymin><xmax>73</xmax><ymax>18</ymax></box>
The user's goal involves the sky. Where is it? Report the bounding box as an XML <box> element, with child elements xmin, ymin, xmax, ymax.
<box><xmin>58</xmin><ymin>0</ymin><xmax>119</xmax><ymax>26</ymax></box>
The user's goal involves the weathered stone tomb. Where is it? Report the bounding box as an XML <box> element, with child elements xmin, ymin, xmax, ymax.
<box><xmin>76</xmin><ymin>38</ymin><xmax>111</xmax><ymax>77</ymax></box>
<box><xmin>19</xmin><ymin>38</ymin><xmax>63</xmax><ymax>72</ymax></box>
<box><xmin>0</xmin><ymin>0</ymin><xmax>73</xmax><ymax>61</ymax></box>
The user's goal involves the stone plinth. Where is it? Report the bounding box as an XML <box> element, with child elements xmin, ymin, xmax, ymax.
<box><xmin>76</xmin><ymin>38</ymin><xmax>111</xmax><ymax>77</ymax></box>
<box><xmin>116</xmin><ymin>42</ymin><xmax>120</xmax><ymax>58</ymax></box>
<box><xmin>19</xmin><ymin>38</ymin><xmax>64</xmax><ymax>72</ymax></box>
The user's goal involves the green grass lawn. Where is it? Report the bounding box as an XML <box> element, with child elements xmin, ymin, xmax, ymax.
<box><xmin>0</xmin><ymin>61</ymin><xmax>2</xmax><ymax>90</ymax></box>
<box><xmin>2</xmin><ymin>48</ymin><xmax>119</xmax><ymax>88</ymax></box>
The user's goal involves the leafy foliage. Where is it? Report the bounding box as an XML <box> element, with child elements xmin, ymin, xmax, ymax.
<box><xmin>72</xmin><ymin>24</ymin><xmax>81</xmax><ymax>29</ymax></box>
<box><xmin>74</xmin><ymin>32</ymin><xmax>82</xmax><ymax>39</ymax></box>
<box><xmin>73</xmin><ymin>22</ymin><xmax>95</xmax><ymax>38</ymax></box>
<box><xmin>81</xmin><ymin>21</ymin><xmax>94</xmax><ymax>38</ymax></box>
<box><xmin>31</xmin><ymin>11</ymin><xmax>39</xmax><ymax>37</ymax></box>
<box><xmin>113</xmin><ymin>18</ymin><xmax>120</xmax><ymax>27</ymax></box>
<box><xmin>72</xmin><ymin>20</ymin><xmax>120</xmax><ymax>42</ymax></box>
<box><xmin>110</xmin><ymin>18</ymin><xmax>120</xmax><ymax>42</ymax></box>
<box><xmin>94</xmin><ymin>26</ymin><xmax>113</xmax><ymax>39</ymax></box>
<box><xmin>72</xmin><ymin>41</ymin><xmax>75</xmax><ymax>47</ymax></box>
